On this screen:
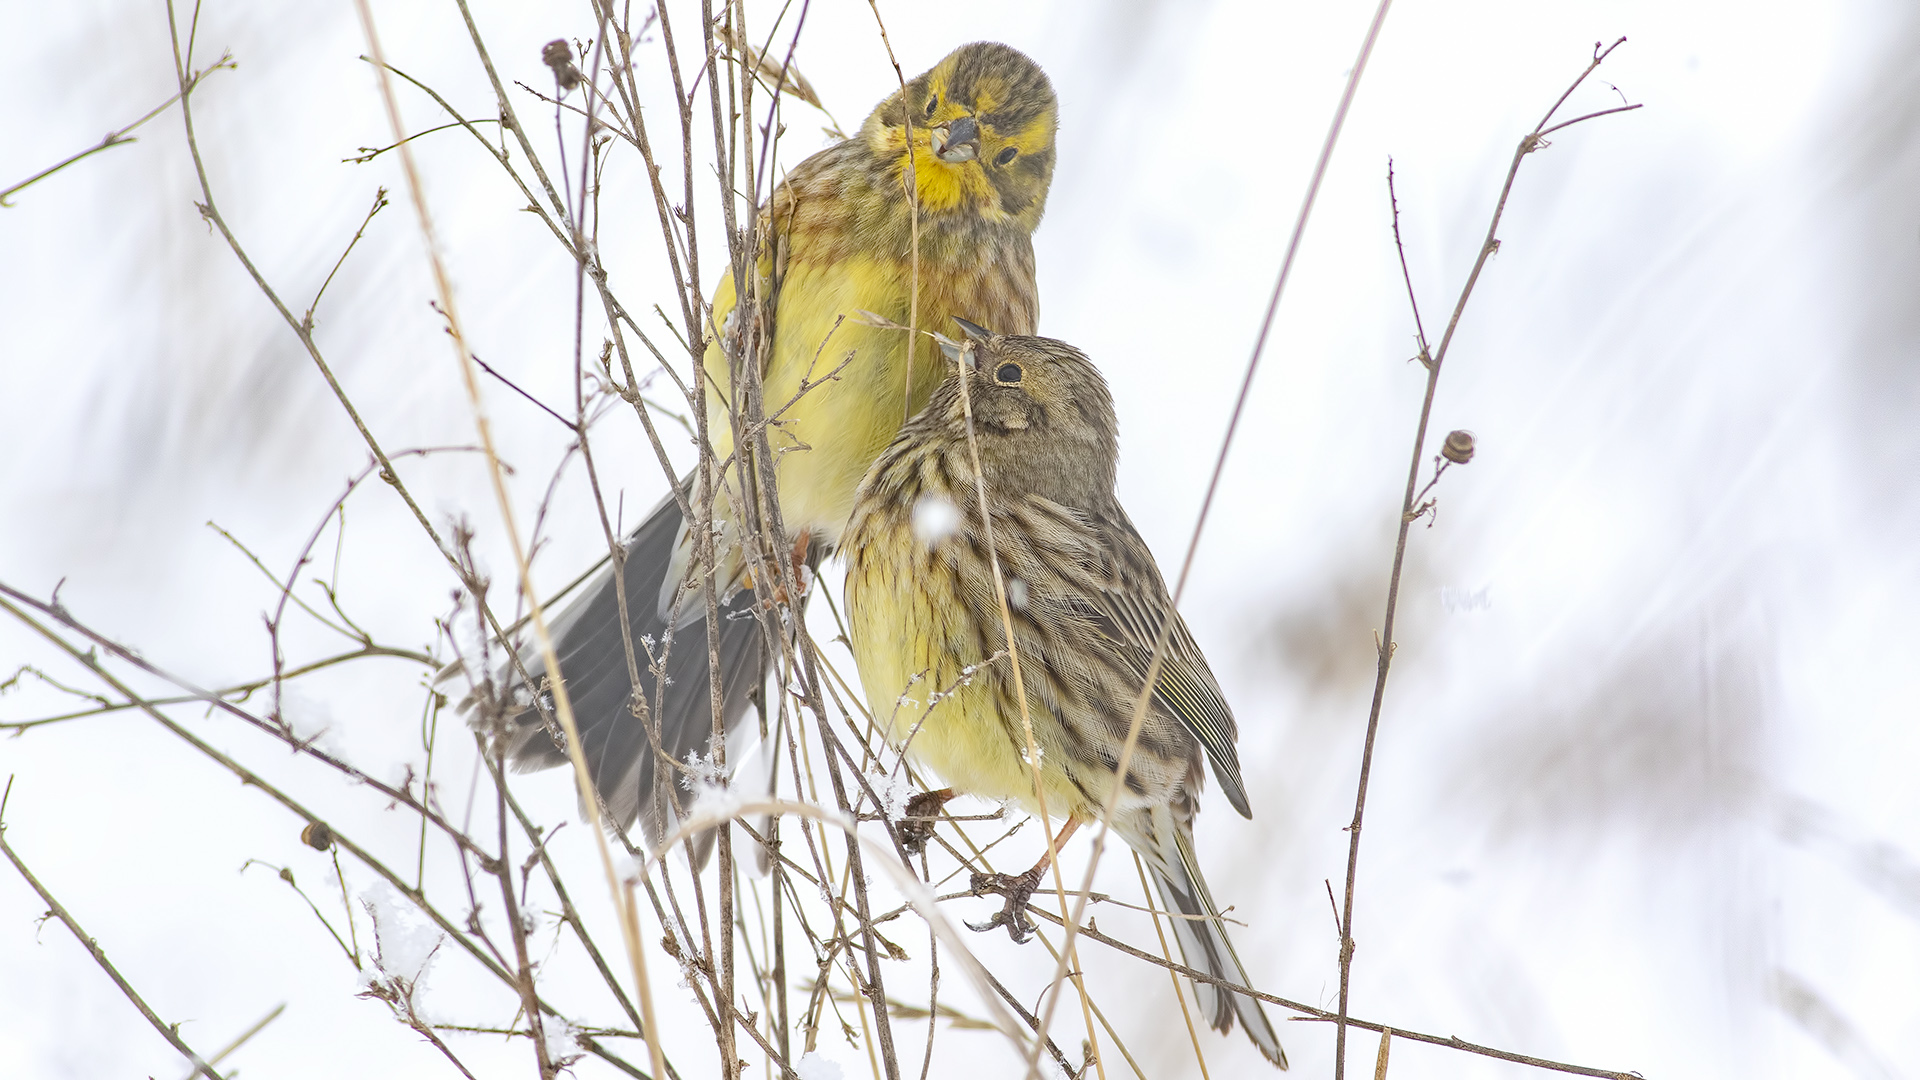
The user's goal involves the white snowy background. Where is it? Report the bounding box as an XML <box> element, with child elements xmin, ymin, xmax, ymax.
<box><xmin>2</xmin><ymin>0</ymin><xmax>1917</xmax><ymax>1077</ymax></box>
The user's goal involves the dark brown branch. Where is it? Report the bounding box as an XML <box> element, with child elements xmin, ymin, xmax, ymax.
<box><xmin>1539</xmin><ymin>103</ymin><xmax>1644</xmax><ymax>139</ymax></box>
<box><xmin>1387</xmin><ymin>158</ymin><xmax>1432</xmax><ymax>367</ymax></box>
<box><xmin>472</xmin><ymin>352</ymin><xmax>576</xmax><ymax>430</ymax></box>
<box><xmin>491</xmin><ymin>739</ymin><xmax>556</xmax><ymax>1078</ymax></box>
<box><xmin>344</xmin><ymin>118</ymin><xmax>503</xmax><ymax>164</ymax></box>
<box><xmin>490</xmin><ymin>744</ymin><xmax>671</xmax><ymax>1063</ymax></box>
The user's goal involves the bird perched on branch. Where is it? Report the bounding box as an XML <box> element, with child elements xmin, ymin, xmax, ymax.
<box><xmin>841</xmin><ymin>321</ymin><xmax>1286</xmax><ymax>1067</ymax></box>
<box><xmin>490</xmin><ymin>43</ymin><xmax>1059</xmax><ymax>864</ymax></box>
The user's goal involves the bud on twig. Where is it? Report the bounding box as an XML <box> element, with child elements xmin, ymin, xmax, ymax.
<box><xmin>1441</xmin><ymin>429</ymin><xmax>1475</xmax><ymax>465</ymax></box>
<box><xmin>301</xmin><ymin>820</ymin><xmax>335</xmax><ymax>851</ymax></box>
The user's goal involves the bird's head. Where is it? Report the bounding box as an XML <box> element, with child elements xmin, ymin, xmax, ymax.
<box><xmin>935</xmin><ymin>318</ymin><xmax>1117</xmax><ymax>504</ymax></box>
<box><xmin>862</xmin><ymin>42</ymin><xmax>1058</xmax><ymax>230</ymax></box>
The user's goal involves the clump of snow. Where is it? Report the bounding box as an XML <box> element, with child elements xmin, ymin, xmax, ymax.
<box><xmin>684</xmin><ymin>782</ymin><xmax>743</xmax><ymax>829</ymax></box>
<box><xmin>443</xmin><ymin>589</ymin><xmax>494</xmax><ymax>684</ymax></box>
<box><xmin>280</xmin><ymin>687</ymin><xmax>340</xmax><ymax>753</ymax></box>
<box><xmin>1441</xmin><ymin>584</ymin><xmax>1492</xmax><ymax>613</ymax></box>
<box><xmin>661</xmin><ymin>916</ymin><xmax>701</xmax><ymax>993</ymax></box>
<box><xmin>544</xmin><ymin>1021</ymin><xmax>582</xmax><ymax>1066</ymax></box>
<box><xmin>874</xmin><ymin>770</ymin><xmax>914</xmax><ymax>823</ymax></box>
<box><xmin>795</xmin><ymin>1052</ymin><xmax>846</xmax><ymax>1080</ymax></box>
<box><xmin>362</xmin><ymin>880</ymin><xmax>445</xmax><ymax>990</ymax></box>
<box><xmin>911</xmin><ymin>494</ymin><xmax>962</xmax><ymax>547</ymax></box>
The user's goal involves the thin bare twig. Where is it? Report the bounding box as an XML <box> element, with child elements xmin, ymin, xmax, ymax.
<box><xmin>1020</xmin><ymin>901</ymin><xmax>1644</xmax><ymax>1080</ymax></box>
<box><xmin>0</xmin><ymin>56</ymin><xmax>234</xmax><ymax>207</ymax></box>
<box><xmin>0</xmin><ymin>780</ymin><xmax>229</xmax><ymax>1080</ymax></box>
<box><xmin>1332</xmin><ymin>38</ymin><xmax>1639</xmax><ymax>1077</ymax></box>
<box><xmin>303</xmin><ymin>186</ymin><xmax>389</xmax><ymax>332</ymax></box>
<box><xmin>0</xmin><ymin>594</ymin><xmax>657</xmax><ymax>1080</ymax></box>
<box><xmin>170</xmin><ymin>1004</ymin><xmax>288</xmax><ymax>1080</ymax></box>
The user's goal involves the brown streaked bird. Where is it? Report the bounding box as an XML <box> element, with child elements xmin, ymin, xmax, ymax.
<box><xmin>841</xmin><ymin>321</ymin><xmax>1286</xmax><ymax>1066</ymax></box>
<box><xmin>482</xmin><ymin>43</ymin><xmax>1060</xmax><ymax>866</ymax></box>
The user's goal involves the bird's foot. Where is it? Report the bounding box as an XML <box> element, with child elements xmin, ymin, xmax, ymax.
<box><xmin>966</xmin><ymin>864</ymin><xmax>1045</xmax><ymax>943</ymax></box>
<box><xmin>898</xmin><ymin>788</ymin><xmax>955</xmax><ymax>857</ymax></box>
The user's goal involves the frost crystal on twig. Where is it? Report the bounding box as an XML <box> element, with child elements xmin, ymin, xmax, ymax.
<box><xmin>680</xmin><ymin>747</ymin><xmax>726</xmax><ymax>792</ymax></box>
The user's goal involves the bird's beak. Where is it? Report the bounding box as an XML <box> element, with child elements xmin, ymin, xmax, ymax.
<box><xmin>952</xmin><ymin>316</ymin><xmax>994</xmax><ymax>343</ymax></box>
<box><xmin>934</xmin><ymin>333</ymin><xmax>966</xmax><ymax>367</ymax></box>
<box><xmin>932</xmin><ymin>116</ymin><xmax>980</xmax><ymax>163</ymax></box>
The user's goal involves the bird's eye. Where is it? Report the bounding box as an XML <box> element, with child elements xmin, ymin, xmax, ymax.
<box><xmin>994</xmin><ymin>147</ymin><xmax>1019</xmax><ymax>166</ymax></box>
<box><xmin>924</xmin><ymin>95</ymin><xmax>938</xmax><ymax>118</ymax></box>
<box><xmin>995</xmin><ymin>362</ymin><xmax>1023</xmax><ymax>384</ymax></box>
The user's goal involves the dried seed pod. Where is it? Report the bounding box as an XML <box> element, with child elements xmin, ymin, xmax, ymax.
<box><xmin>1441</xmin><ymin>429</ymin><xmax>1476</xmax><ymax>464</ymax></box>
<box><xmin>541</xmin><ymin>39</ymin><xmax>582</xmax><ymax>91</ymax></box>
<box><xmin>301</xmin><ymin>820</ymin><xmax>335</xmax><ymax>851</ymax></box>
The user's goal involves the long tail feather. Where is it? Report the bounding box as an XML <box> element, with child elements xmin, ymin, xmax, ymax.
<box><xmin>1121</xmin><ymin>804</ymin><xmax>1287</xmax><ymax>1068</ymax></box>
<box><xmin>495</xmin><ymin>489</ymin><xmax>763</xmax><ymax>869</ymax></box>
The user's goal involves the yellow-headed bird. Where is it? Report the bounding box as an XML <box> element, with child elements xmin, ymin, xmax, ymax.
<box><xmin>496</xmin><ymin>44</ymin><xmax>1059</xmax><ymax>863</ymax></box>
<box><xmin>842</xmin><ymin>322</ymin><xmax>1286</xmax><ymax>1067</ymax></box>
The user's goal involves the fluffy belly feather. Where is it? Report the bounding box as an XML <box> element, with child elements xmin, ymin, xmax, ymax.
<box><xmin>845</xmin><ymin>523</ymin><xmax>1091</xmax><ymax>820</ymax></box>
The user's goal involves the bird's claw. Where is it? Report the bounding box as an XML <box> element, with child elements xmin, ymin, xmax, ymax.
<box><xmin>966</xmin><ymin>866</ymin><xmax>1044</xmax><ymax>943</ymax></box>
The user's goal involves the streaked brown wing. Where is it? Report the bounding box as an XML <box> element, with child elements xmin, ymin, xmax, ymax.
<box><xmin>1070</xmin><ymin>504</ymin><xmax>1253</xmax><ymax>818</ymax></box>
